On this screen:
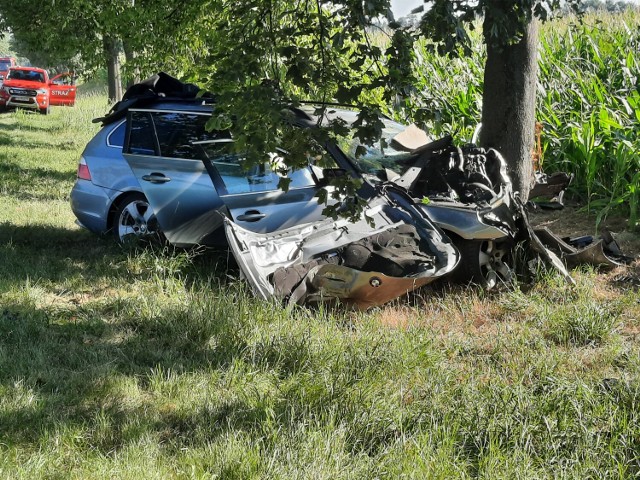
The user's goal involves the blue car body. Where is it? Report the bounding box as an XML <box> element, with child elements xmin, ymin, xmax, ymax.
<box><xmin>70</xmin><ymin>119</ymin><xmax>133</xmax><ymax>233</ymax></box>
<box><xmin>71</xmin><ymin>100</ymin><xmax>331</xmax><ymax>246</ymax></box>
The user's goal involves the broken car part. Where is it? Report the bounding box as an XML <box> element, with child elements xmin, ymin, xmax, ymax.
<box><xmin>225</xmin><ymin>186</ymin><xmax>460</xmax><ymax>309</ymax></box>
<box><xmin>533</xmin><ymin>227</ymin><xmax>634</xmax><ymax>269</ymax></box>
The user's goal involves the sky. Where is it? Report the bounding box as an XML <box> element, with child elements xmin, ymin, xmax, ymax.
<box><xmin>390</xmin><ymin>0</ymin><xmax>423</xmax><ymax>18</ymax></box>
<box><xmin>390</xmin><ymin>0</ymin><xmax>640</xmax><ymax>18</ymax></box>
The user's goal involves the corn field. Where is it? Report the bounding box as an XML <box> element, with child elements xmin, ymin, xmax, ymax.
<box><xmin>409</xmin><ymin>10</ymin><xmax>640</xmax><ymax>230</ymax></box>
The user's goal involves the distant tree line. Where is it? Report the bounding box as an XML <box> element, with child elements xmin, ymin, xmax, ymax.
<box><xmin>577</xmin><ymin>0</ymin><xmax>640</xmax><ymax>11</ymax></box>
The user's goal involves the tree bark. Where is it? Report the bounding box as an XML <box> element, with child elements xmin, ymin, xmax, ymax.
<box><xmin>480</xmin><ymin>17</ymin><xmax>539</xmax><ymax>201</ymax></box>
<box><xmin>103</xmin><ymin>36</ymin><xmax>123</xmax><ymax>103</ymax></box>
<box><xmin>123</xmin><ymin>42</ymin><xmax>140</xmax><ymax>89</ymax></box>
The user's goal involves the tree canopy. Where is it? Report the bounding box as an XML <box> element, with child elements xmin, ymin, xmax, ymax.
<box><xmin>0</xmin><ymin>0</ymin><xmax>584</xmax><ymax>215</ymax></box>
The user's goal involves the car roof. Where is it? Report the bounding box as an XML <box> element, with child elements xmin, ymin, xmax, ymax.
<box><xmin>10</xmin><ymin>66</ymin><xmax>46</xmax><ymax>73</ymax></box>
<box><xmin>95</xmin><ymin>72</ymin><xmax>394</xmax><ymax>131</ymax></box>
<box><xmin>94</xmin><ymin>72</ymin><xmax>214</xmax><ymax>125</ymax></box>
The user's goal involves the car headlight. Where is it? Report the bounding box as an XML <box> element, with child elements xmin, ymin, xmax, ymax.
<box><xmin>36</xmin><ymin>88</ymin><xmax>47</xmax><ymax>95</ymax></box>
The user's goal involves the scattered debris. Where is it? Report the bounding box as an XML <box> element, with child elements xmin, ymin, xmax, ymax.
<box><xmin>529</xmin><ymin>171</ymin><xmax>574</xmax><ymax>210</ymax></box>
<box><xmin>534</xmin><ymin>227</ymin><xmax>635</xmax><ymax>269</ymax></box>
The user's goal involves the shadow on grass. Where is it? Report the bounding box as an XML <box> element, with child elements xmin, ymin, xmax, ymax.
<box><xmin>0</xmin><ymin>222</ymin><xmax>234</xmax><ymax>288</ymax></box>
<box><xmin>0</xmin><ymin>289</ymin><xmax>383</xmax><ymax>461</ymax></box>
<box><xmin>0</xmin><ymin>223</ymin><xmax>260</xmax><ymax>453</ymax></box>
<box><xmin>0</xmin><ymin>301</ymin><xmax>248</xmax><ymax>448</ymax></box>
<box><xmin>0</xmin><ymin>159</ymin><xmax>75</xmax><ymax>183</ymax></box>
<box><xmin>2</xmin><ymin>224</ymin><xmax>640</xmax><ymax>474</ymax></box>
<box><xmin>0</xmin><ymin>278</ymin><xmax>311</xmax><ymax>456</ymax></box>
<box><xmin>0</xmin><ymin>118</ymin><xmax>57</xmax><ymax>133</ymax></box>
<box><xmin>0</xmin><ymin>128</ymin><xmax>81</xmax><ymax>150</ymax></box>
<box><xmin>0</xmin><ymin>154</ymin><xmax>76</xmax><ymax>201</ymax></box>
<box><xmin>606</xmin><ymin>262</ymin><xmax>640</xmax><ymax>294</ymax></box>
<box><xmin>0</xmin><ymin>113</ymin><xmax>64</xmax><ymax>132</ymax></box>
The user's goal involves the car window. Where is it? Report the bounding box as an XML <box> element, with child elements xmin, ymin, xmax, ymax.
<box><xmin>107</xmin><ymin>121</ymin><xmax>126</xmax><ymax>148</ymax></box>
<box><xmin>126</xmin><ymin>109</ymin><xmax>316</xmax><ymax>194</ymax></box>
<box><xmin>320</xmin><ymin>110</ymin><xmax>414</xmax><ymax>177</ymax></box>
<box><xmin>8</xmin><ymin>70</ymin><xmax>44</xmax><ymax>82</ymax></box>
<box><xmin>0</xmin><ymin>62</ymin><xmax>10</xmax><ymax>72</ymax></box>
<box><xmin>152</xmin><ymin>112</ymin><xmax>225</xmax><ymax>159</ymax></box>
<box><xmin>203</xmin><ymin>142</ymin><xmax>316</xmax><ymax>195</ymax></box>
<box><xmin>337</xmin><ymin>120</ymin><xmax>413</xmax><ymax>176</ymax></box>
<box><xmin>128</xmin><ymin>112</ymin><xmax>156</xmax><ymax>155</ymax></box>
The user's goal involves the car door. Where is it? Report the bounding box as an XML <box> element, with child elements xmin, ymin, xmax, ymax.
<box><xmin>123</xmin><ymin>108</ymin><xmax>329</xmax><ymax>246</ymax></box>
<box><xmin>49</xmin><ymin>72</ymin><xmax>77</xmax><ymax>106</ymax></box>
<box><xmin>123</xmin><ymin>109</ymin><xmax>226</xmax><ymax>246</ymax></box>
<box><xmin>199</xmin><ymin>141</ymin><xmax>331</xmax><ymax>233</ymax></box>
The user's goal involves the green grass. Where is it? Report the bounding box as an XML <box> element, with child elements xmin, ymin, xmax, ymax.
<box><xmin>1</xmin><ymin>69</ymin><xmax>640</xmax><ymax>478</ymax></box>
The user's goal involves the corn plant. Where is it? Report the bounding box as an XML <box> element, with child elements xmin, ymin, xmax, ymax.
<box><xmin>409</xmin><ymin>10</ymin><xmax>640</xmax><ymax>230</ymax></box>
<box><xmin>537</xmin><ymin>12</ymin><xmax>640</xmax><ymax>229</ymax></box>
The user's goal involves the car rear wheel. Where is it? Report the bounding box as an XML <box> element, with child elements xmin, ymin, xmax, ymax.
<box><xmin>454</xmin><ymin>238</ymin><xmax>514</xmax><ymax>289</ymax></box>
<box><xmin>112</xmin><ymin>193</ymin><xmax>163</xmax><ymax>245</ymax></box>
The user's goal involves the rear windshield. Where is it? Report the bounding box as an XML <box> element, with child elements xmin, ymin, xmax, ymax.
<box><xmin>8</xmin><ymin>70</ymin><xmax>44</xmax><ymax>82</ymax></box>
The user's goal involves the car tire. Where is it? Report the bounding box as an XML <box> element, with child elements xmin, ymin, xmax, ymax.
<box><xmin>112</xmin><ymin>193</ymin><xmax>163</xmax><ymax>245</ymax></box>
<box><xmin>454</xmin><ymin>238</ymin><xmax>514</xmax><ymax>289</ymax></box>
<box><xmin>40</xmin><ymin>105</ymin><xmax>50</xmax><ymax>115</ymax></box>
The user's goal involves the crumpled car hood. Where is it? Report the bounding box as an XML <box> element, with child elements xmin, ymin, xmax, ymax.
<box><xmin>224</xmin><ymin>187</ymin><xmax>460</xmax><ymax>309</ymax></box>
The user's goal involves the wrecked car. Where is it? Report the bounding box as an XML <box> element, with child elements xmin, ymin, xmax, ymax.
<box><xmin>71</xmin><ymin>74</ymin><xmax>526</xmax><ymax>307</ymax></box>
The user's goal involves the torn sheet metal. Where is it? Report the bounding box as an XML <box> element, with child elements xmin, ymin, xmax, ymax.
<box><xmin>515</xmin><ymin>198</ymin><xmax>576</xmax><ymax>284</ymax></box>
<box><xmin>533</xmin><ymin>227</ymin><xmax>631</xmax><ymax>269</ymax></box>
<box><xmin>224</xmin><ymin>188</ymin><xmax>460</xmax><ymax>309</ymax></box>
<box><xmin>529</xmin><ymin>172</ymin><xmax>573</xmax><ymax>210</ymax></box>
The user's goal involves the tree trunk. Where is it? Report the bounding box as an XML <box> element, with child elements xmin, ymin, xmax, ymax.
<box><xmin>123</xmin><ymin>42</ymin><xmax>140</xmax><ymax>89</ymax></box>
<box><xmin>480</xmin><ymin>17</ymin><xmax>539</xmax><ymax>201</ymax></box>
<box><xmin>103</xmin><ymin>36</ymin><xmax>123</xmax><ymax>103</ymax></box>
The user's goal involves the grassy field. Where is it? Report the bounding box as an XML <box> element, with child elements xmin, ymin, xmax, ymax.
<box><xmin>1</xmin><ymin>89</ymin><xmax>640</xmax><ymax>478</ymax></box>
